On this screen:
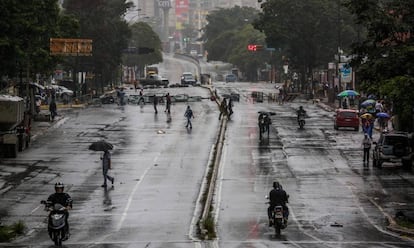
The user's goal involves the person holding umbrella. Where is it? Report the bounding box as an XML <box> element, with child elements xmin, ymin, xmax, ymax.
<box><xmin>101</xmin><ymin>150</ymin><xmax>114</xmax><ymax>188</ymax></box>
<box><xmin>89</xmin><ymin>140</ymin><xmax>115</xmax><ymax>188</ymax></box>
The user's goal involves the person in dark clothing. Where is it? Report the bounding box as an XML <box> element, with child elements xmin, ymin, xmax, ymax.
<box><xmin>153</xmin><ymin>95</ymin><xmax>158</xmax><ymax>114</ymax></box>
<box><xmin>101</xmin><ymin>150</ymin><xmax>114</xmax><ymax>187</ymax></box>
<box><xmin>267</xmin><ymin>181</ymin><xmax>289</xmax><ymax>227</ymax></box>
<box><xmin>296</xmin><ymin>106</ymin><xmax>306</xmax><ymax>119</ymax></box>
<box><xmin>49</xmin><ymin>99</ymin><xmax>57</xmax><ymax>121</ymax></box>
<box><xmin>165</xmin><ymin>93</ymin><xmax>172</xmax><ymax>113</ymax></box>
<box><xmin>227</xmin><ymin>98</ymin><xmax>234</xmax><ymax>119</ymax></box>
<box><xmin>47</xmin><ymin>182</ymin><xmax>72</xmax><ymax>240</ymax></box>
<box><xmin>219</xmin><ymin>98</ymin><xmax>227</xmax><ymax>120</ymax></box>
<box><xmin>184</xmin><ymin>105</ymin><xmax>194</xmax><ymax>128</ymax></box>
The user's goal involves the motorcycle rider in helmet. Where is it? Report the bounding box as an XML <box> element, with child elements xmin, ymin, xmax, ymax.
<box><xmin>297</xmin><ymin>106</ymin><xmax>306</xmax><ymax>121</ymax></box>
<box><xmin>258</xmin><ymin>112</ymin><xmax>271</xmax><ymax>133</ymax></box>
<box><xmin>47</xmin><ymin>182</ymin><xmax>73</xmax><ymax>240</ymax></box>
<box><xmin>268</xmin><ymin>181</ymin><xmax>289</xmax><ymax>227</ymax></box>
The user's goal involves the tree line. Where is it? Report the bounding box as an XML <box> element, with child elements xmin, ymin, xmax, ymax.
<box><xmin>0</xmin><ymin>0</ymin><xmax>162</xmax><ymax>94</ymax></box>
<box><xmin>203</xmin><ymin>1</ymin><xmax>413</xmax><ymax>131</ymax></box>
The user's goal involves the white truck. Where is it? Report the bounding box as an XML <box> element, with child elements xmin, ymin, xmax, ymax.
<box><xmin>0</xmin><ymin>95</ymin><xmax>31</xmax><ymax>158</ymax></box>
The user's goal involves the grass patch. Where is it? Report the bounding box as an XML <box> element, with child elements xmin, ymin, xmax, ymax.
<box><xmin>396</xmin><ymin>219</ymin><xmax>414</xmax><ymax>229</ymax></box>
<box><xmin>202</xmin><ymin>215</ymin><xmax>216</xmax><ymax>239</ymax></box>
<box><xmin>0</xmin><ymin>221</ymin><xmax>26</xmax><ymax>242</ymax></box>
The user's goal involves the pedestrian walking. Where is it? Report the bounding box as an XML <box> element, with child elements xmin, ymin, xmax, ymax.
<box><xmin>362</xmin><ymin>133</ymin><xmax>372</xmax><ymax>165</ymax></box>
<box><xmin>184</xmin><ymin>105</ymin><xmax>194</xmax><ymax>128</ymax></box>
<box><xmin>367</xmin><ymin>119</ymin><xmax>374</xmax><ymax>139</ymax></box>
<box><xmin>227</xmin><ymin>98</ymin><xmax>234</xmax><ymax>119</ymax></box>
<box><xmin>165</xmin><ymin>93</ymin><xmax>172</xmax><ymax>113</ymax></box>
<box><xmin>49</xmin><ymin>98</ymin><xmax>57</xmax><ymax>121</ymax></box>
<box><xmin>153</xmin><ymin>94</ymin><xmax>158</xmax><ymax>114</ymax></box>
<box><xmin>219</xmin><ymin>98</ymin><xmax>227</xmax><ymax>120</ymax></box>
<box><xmin>101</xmin><ymin>150</ymin><xmax>114</xmax><ymax>187</ymax></box>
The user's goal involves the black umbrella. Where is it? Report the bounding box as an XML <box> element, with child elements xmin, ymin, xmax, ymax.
<box><xmin>89</xmin><ymin>140</ymin><xmax>113</xmax><ymax>151</ymax></box>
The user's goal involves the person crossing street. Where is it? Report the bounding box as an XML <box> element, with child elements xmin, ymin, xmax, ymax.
<box><xmin>101</xmin><ymin>150</ymin><xmax>114</xmax><ymax>187</ymax></box>
<box><xmin>184</xmin><ymin>105</ymin><xmax>194</xmax><ymax>129</ymax></box>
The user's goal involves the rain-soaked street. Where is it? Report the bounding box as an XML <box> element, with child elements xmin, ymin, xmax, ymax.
<box><xmin>0</xmin><ymin>57</ymin><xmax>414</xmax><ymax>248</ymax></box>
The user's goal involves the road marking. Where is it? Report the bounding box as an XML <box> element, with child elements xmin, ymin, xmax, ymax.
<box><xmin>345</xmin><ymin>183</ymin><xmax>404</xmax><ymax>239</ymax></box>
<box><xmin>116</xmin><ymin>156</ymin><xmax>157</xmax><ymax>231</ymax></box>
<box><xmin>30</xmin><ymin>205</ymin><xmax>42</xmax><ymax>215</ymax></box>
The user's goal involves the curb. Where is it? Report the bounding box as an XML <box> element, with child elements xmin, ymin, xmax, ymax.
<box><xmin>386</xmin><ymin>221</ymin><xmax>414</xmax><ymax>237</ymax></box>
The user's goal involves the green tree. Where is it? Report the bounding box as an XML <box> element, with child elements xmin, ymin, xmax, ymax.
<box><xmin>253</xmin><ymin>0</ymin><xmax>359</xmax><ymax>88</ymax></box>
<box><xmin>122</xmin><ymin>21</ymin><xmax>162</xmax><ymax>78</ymax></box>
<box><xmin>63</xmin><ymin>0</ymin><xmax>132</xmax><ymax>91</ymax></box>
<box><xmin>203</xmin><ymin>6</ymin><xmax>266</xmax><ymax>80</ymax></box>
<box><xmin>344</xmin><ymin>0</ymin><xmax>414</xmax><ymax>131</ymax></box>
<box><xmin>0</xmin><ymin>0</ymin><xmax>78</xmax><ymax>85</ymax></box>
<box><xmin>228</xmin><ymin>25</ymin><xmax>268</xmax><ymax>81</ymax></box>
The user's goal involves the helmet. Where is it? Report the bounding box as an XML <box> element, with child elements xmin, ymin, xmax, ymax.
<box><xmin>55</xmin><ymin>182</ymin><xmax>64</xmax><ymax>189</ymax></box>
<box><xmin>273</xmin><ymin>181</ymin><xmax>280</xmax><ymax>189</ymax></box>
<box><xmin>299</xmin><ymin>106</ymin><xmax>303</xmax><ymax>110</ymax></box>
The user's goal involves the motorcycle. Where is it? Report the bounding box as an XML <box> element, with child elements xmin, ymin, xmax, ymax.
<box><xmin>266</xmin><ymin>195</ymin><xmax>289</xmax><ymax>236</ymax></box>
<box><xmin>41</xmin><ymin>200</ymin><xmax>70</xmax><ymax>246</ymax></box>
<box><xmin>298</xmin><ymin>113</ymin><xmax>306</xmax><ymax>129</ymax></box>
<box><xmin>269</xmin><ymin>205</ymin><xmax>287</xmax><ymax>235</ymax></box>
<box><xmin>258</xmin><ymin>112</ymin><xmax>274</xmax><ymax>140</ymax></box>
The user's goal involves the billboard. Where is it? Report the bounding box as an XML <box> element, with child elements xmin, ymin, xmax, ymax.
<box><xmin>50</xmin><ymin>38</ymin><xmax>92</xmax><ymax>56</ymax></box>
<box><xmin>339</xmin><ymin>63</ymin><xmax>352</xmax><ymax>83</ymax></box>
<box><xmin>175</xmin><ymin>0</ymin><xmax>189</xmax><ymax>30</ymax></box>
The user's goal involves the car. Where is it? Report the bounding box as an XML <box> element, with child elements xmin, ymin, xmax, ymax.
<box><xmin>181</xmin><ymin>72</ymin><xmax>197</xmax><ymax>86</ymax></box>
<box><xmin>160</xmin><ymin>76</ymin><xmax>169</xmax><ymax>87</ymax></box>
<box><xmin>190</xmin><ymin>50</ymin><xmax>197</xmax><ymax>57</ymax></box>
<box><xmin>58</xmin><ymin>86</ymin><xmax>74</xmax><ymax>97</ymax></box>
<box><xmin>128</xmin><ymin>94</ymin><xmax>142</xmax><ymax>104</ymax></box>
<box><xmin>372</xmin><ymin>131</ymin><xmax>413</xmax><ymax>169</ymax></box>
<box><xmin>334</xmin><ymin>109</ymin><xmax>359</xmax><ymax>131</ymax></box>
<box><xmin>225</xmin><ymin>74</ymin><xmax>237</xmax><ymax>83</ymax></box>
<box><xmin>99</xmin><ymin>90</ymin><xmax>116</xmax><ymax>104</ymax></box>
<box><xmin>173</xmin><ymin>94</ymin><xmax>189</xmax><ymax>102</ymax></box>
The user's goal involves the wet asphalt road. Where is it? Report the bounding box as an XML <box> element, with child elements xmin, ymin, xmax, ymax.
<box><xmin>0</xmin><ymin>86</ymin><xmax>218</xmax><ymax>248</ymax></box>
<box><xmin>1</xmin><ymin>57</ymin><xmax>414</xmax><ymax>247</ymax></box>
<box><xmin>211</xmin><ymin>82</ymin><xmax>414</xmax><ymax>248</ymax></box>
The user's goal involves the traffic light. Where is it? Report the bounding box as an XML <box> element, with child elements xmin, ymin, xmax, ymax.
<box><xmin>247</xmin><ymin>44</ymin><xmax>264</xmax><ymax>51</ymax></box>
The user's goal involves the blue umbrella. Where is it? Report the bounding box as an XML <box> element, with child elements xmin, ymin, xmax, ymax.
<box><xmin>361</xmin><ymin>99</ymin><xmax>376</xmax><ymax>107</ymax></box>
<box><xmin>376</xmin><ymin>112</ymin><xmax>390</xmax><ymax>118</ymax></box>
<box><xmin>337</xmin><ymin>90</ymin><xmax>360</xmax><ymax>97</ymax></box>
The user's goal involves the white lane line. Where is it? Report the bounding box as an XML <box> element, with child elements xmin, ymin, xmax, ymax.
<box><xmin>116</xmin><ymin>156</ymin><xmax>158</xmax><ymax>231</ymax></box>
<box><xmin>30</xmin><ymin>205</ymin><xmax>42</xmax><ymax>215</ymax></box>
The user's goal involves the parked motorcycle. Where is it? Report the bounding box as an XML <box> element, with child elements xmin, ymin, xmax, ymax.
<box><xmin>298</xmin><ymin>113</ymin><xmax>306</xmax><ymax>129</ymax></box>
<box><xmin>41</xmin><ymin>200</ymin><xmax>70</xmax><ymax>246</ymax></box>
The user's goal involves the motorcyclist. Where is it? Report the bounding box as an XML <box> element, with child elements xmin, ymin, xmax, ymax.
<box><xmin>297</xmin><ymin>106</ymin><xmax>306</xmax><ymax>122</ymax></box>
<box><xmin>47</xmin><ymin>182</ymin><xmax>72</xmax><ymax>240</ymax></box>
<box><xmin>267</xmin><ymin>181</ymin><xmax>289</xmax><ymax>227</ymax></box>
<box><xmin>258</xmin><ymin>112</ymin><xmax>271</xmax><ymax>132</ymax></box>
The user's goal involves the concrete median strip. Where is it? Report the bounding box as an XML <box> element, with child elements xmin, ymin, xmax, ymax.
<box><xmin>195</xmin><ymin>85</ymin><xmax>228</xmax><ymax>240</ymax></box>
